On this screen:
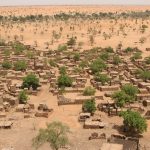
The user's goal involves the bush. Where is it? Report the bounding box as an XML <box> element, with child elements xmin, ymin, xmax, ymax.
<box><xmin>136</xmin><ymin>69</ymin><xmax>150</xmax><ymax>82</ymax></box>
<box><xmin>82</xmin><ymin>99</ymin><xmax>96</xmax><ymax>114</ymax></box>
<box><xmin>49</xmin><ymin>59</ymin><xmax>57</xmax><ymax>67</ymax></box>
<box><xmin>22</xmin><ymin>74</ymin><xmax>39</xmax><ymax>90</ymax></box>
<box><xmin>73</xmin><ymin>53</ymin><xmax>80</xmax><ymax>61</ymax></box>
<box><xmin>18</xmin><ymin>90</ymin><xmax>28</xmax><ymax>104</ymax></box>
<box><xmin>105</xmin><ymin>47</ymin><xmax>114</xmax><ymax>53</ymax></box>
<box><xmin>2</xmin><ymin>60</ymin><xmax>12</xmax><ymax>69</ymax></box>
<box><xmin>112</xmin><ymin>91</ymin><xmax>130</xmax><ymax>107</ymax></box>
<box><xmin>99</xmin><ymin>52</ymin><xmax>109</xmax><ymax>61</ymax></box>
<box><xmin>120</xmin><ymin>110</ymin><xmax>147</xmax><ymax>134</ymax></box>
<box><xmin>113</xmin><ymin>55</ymin><xmax>122</xmax><ymax>65</ymax></box>
<box><xmin>90</xmin><ymin>58</ymin><xmax>107</xmax><ymax>74</ymax></box>
<box><xmin>59</xmin><ymin>66</ymin><xmax>67</xmax><ymax>75</ymax></box>
<box><xmin>121</xmin><ymin>84</ymin><xmax>138</xmax><ymax>99</ymax></box>
<box><xmin>83</xmin><ymin>86</ymin><xmax>96</xmax><ymax>96</ymax></box>
<box><xmin>57</xmin><ymin>74</ymin><xmax>73</xmax><ymax>88</ymax></box>
<box><xmin>14</xmin><ymin>60</ymin><xmax>27</xmax><ymax>71</ymax></box>
<box><xmin>13</xmin><ymin>43</ymin><xmax>25</xmax><ymax>55</ymax></box>
<box><xmin>145</xmin><ymin>57</ymin><xmax>150</xmax><ymax>64</ymax></box>
<box><xmin>94</xmin><ymin>73</ymin><xmax>110</xmax><ymax>85</ymax></box>
<box><xmin>67</xmin><ymin>37</ymin><xmax>76</xmax><ymax>47</ymax></box>
<box><xmin>124</xmin><ymin>47</ymin><xmax>133</xmax><ymax>53</ymax></box>
<box><xmin>130</xmin><ymin>52</ymin><xmax>142</xmax><ymax>61</ymax></box>
<box><xmin>58</xmin><ymin>44</ymin><xmax>67</xmax><ymax>51</ymax></box>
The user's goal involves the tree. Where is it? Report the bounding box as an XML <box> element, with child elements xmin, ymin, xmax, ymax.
<box><xmin>136</xmin><ymin>69</ymin><xmax>150</xmax><ymax>82</ymax></box>
<box><xmin>82</xmin><ymin>99</ymin><xmax>96</xmax><ymax>114</ymax></box>
<box><xmin>145</xmin><ymin>56</ymin><xmax>150</xmax><ymax>64</ymax></box>
<box><xmin>83</xmin><ymin>86</ymin><xmax>96</xmax><ymax>96</ymax></box>
<box><xmin>120</xmin><ymin>110</ymin><xmax>147</xmax><ymax>134</ymax></box>
<box><xmin>105</xmin><ymin>47</ymin><xmax>114</xmax><ymax>53</ymax></box>
<box><xmin>121</xmin><ymin>84</ymin><xmax>139</xmax><ymax>100</ymax></box>
<box><xmin>58</xmin><ymin>44</ymin><xmax>67</xmax><ymax>51</ymax></box>
<box><xmin>124</xmin><ymin>47</ymin><xmax>133</xmax><ymax>53</ymax></box>
<box><xmin>112</xmin><ymin>91</ymin><xmax>130</xmax><ymax>107</ymax></box>
<box><xmin>14</xmin><ymin>60</ymin><xmax>27</xmax><ymax>71</ymax></box>
<box><xmin>32</xmin><ymin>121</ymin><xmax>70</xmax><ymax>150</ymax></box>
<box><xmin>99</xmin><ymin>52</ymin><xmax>109</xmax><ymax>61</ymax></box>
<box><xmin>67</xmin><ymin>37</ymin><xmax>76</xmax><ymax>47</ymax></box>
<box><xmin>130</xmin><ymin>52</ymin><xmax>142</xmax><ymax>61</ymax></box>
<box><xmin>113</xmin><ymin>55</ymin><xmax>122</xmax><ymax>65</ymax></box>
<box><xmin>59</xmin><ymin>66</ymin><xmax>67</xmax><ymax>75</ymax></box>
<box><xmin>1</xmin><ymin>60</ymin><xmax>12</xmax><ymax>69</ymax></box>
<box><xmin>94</xmin><ymin>73</ymin><xmax>110</xmax><ymax>85</ymax></box>
<box><xmin>18</xmin><ymin>90</ymin><xmax>28</xmax><ymax>104</ymax></box>
<box><xmin>57</xmin><ymin>74</ymin><xmax>73</xmax><ymax>88</ymax></box>
<box><xmin>90</xmin><ymin>58</ymin><xmax>107</xmax><ymax>74</ymax></box>
<box><xmin>73</xmin><ymin>53</ymin><xmax>80</xmax><ymax>61</ymax></box>
<box><xmin>22</xmin><ymin>74</ymin><xmax>39</xmax><ymax>90</ymax></box>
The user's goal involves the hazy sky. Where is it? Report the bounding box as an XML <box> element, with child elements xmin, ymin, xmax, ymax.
<box><xmin>0</xmin><ymin>0</ymin><xmax>150</xmax><ymax>6</ymax></box>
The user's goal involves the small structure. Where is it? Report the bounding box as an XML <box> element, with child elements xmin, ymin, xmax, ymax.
<box><xmin>78</xmin><ymin>113</ymin><xmax>91</xmax><ymax>122</ymax></box>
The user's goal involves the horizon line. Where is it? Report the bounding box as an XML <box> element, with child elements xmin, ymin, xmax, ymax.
<box><xmin>1</xmin><ymin>4</ymin><xmax>150</xmax><ymax>7</ymax></box>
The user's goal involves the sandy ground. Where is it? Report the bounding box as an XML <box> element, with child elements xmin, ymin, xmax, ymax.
<box><xmin>0</xmin><ymin>5</ymin><xmax>150</xmax><ymax>150</ymax></box>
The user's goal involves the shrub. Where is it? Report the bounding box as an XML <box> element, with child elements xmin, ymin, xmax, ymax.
<box><xmin>99</xmin><ymin>52</ymin><xmax>109</xmax><ymax>61</ymax></box>
<box><xmin>124</xmin><ymin>47</ymin><xmax>133</xmax><ymax>53</ymax></box>
<box><xmin>59</xmin><ymin>66</ymin><xmax>67</xmax><ymax>75</ymax></box>
<box><xmin>73</xmin><ymin>53</ymin><xmax>80</xmax><ymax>61</ymax></box>
<box><xmin>130</xmin><ymin>52</ymin><xmax>142</xmax><ymax>61</ymax></box>
<box><xmin>83</xmin><ymin>86</ymin><xmax>96</xmax><ymax>96</ymax></box>
<box><xmin>90</xmin><ymin>58</ymin><xmax>107</xmax><ymax>74</ymax></box>
<box><xmin>112</xmin><ymin>91</ymin><xmax>130</xmax><ymax>107</ymax></box>
<box><xmin>14</xmin><ymin>60</ymin><xmax>27</xmax><ymax>71</ymax></box>
<box><xmin>105</xmin><ymin>47</ymin><xmax>114</xmax><ymax>53</ymax></box>
<box><xmin>58</xmin><ymin>44</ymin><xmax>67</xmax><ymax>51</ymax></box>
<box><xmin>82</xmin><ymin>99</ymin><xmax>96</xmax><ymax>114</ymax></box>
<box><xmin>57</xmin><ymin>74</ymin><xmax>73</xmax><ymax>88</ymax></box>
<box><xmin>94</xmin><ymin>73</ymin><xmax>110</xmax><ymax>85</ymax></box>
<box><xmin>113</xmin><ymin>55</ymin><xmax>122</xmax><ymax>65</ymax></box>
<box><xmin>22</xmin><ymin>74</ymin><xmax>39</xmax><ymax>90</ymax></box>
<box><xmin>18</xmin><ymin>90</ymin><xmax>28</xmax><ymax>104</ymax></box>
<box><xmin>121</xmin><ymin>84</ymin><xmax>139</xmax><ymax>99</ymax></box>
<box><xmin>2</xmin><ymin>60</ymin><xmax>12</xmax><ymax>69</ymax></box>
<box><xmin>67</xmin><ymin>37</ymin><xmax>76</xmax><ymax>47</ymax></box>
<box><xmin>120</xmin><ymin>110</ymin><xmax>147</xmax><ymax>134</ymax></box>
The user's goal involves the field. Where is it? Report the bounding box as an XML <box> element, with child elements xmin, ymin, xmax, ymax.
<box><xmin>0</xmin><ymin>5</ymin><xmax>150</xmax><ymax>150</ymax></box>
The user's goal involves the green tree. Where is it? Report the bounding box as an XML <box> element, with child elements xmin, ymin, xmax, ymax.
<box><xmin>94</xmin><ymin>73</ymin><xmax>110</xmax><ymax>85</ymax></box>
<box><xmin>145</xmin><ymin>56</ymin><xmax>150</xmax><ymax>64</ymax></box>
<box><xmin>124</xmin><ymin>47</ymin><xmax>133</xmax><ymax>53</ymax></box>
<box><xmin>14</xmin><ymin>60</ymin><xmax>27</xmax><ymax>71</ymax></box>
<box><xmin>121</xmin><ymin>84</ymin><xmax>139</xmax><ymax>100</ymax></box>
<box><xmin>59</xmin><ymin>66</ymin><xmax>67</xmax><ymax>75</ymax></box>
<box><xmin>83</xmin><ymin>86</ymin><xmax>96</xmax><ymax>96</ymax></box>
<box><xmin>73</xmin><ymin>53</ymin><xmax>80</xmax><ymax>61</ymax></box>
<box><xmin>58</xmin><ymin>44</ymin><xmax>67</xmax><ymax>51</ymax></box>
<box><xmin>90</xmin><ymin>58</ymin><xmax>107</xmax><ymax>74</ymax></box>
<box><xmin>22</xmin><ymin>74</ymin><xmax>39</xmax><ymax>90</ymax></box>
<box><xmin>82</xmin><ymin>99</ymin><xmax>96</xmax><ymax>114</ymax></box>
<box><xmin>130</xmin><ymin>52</ymin><xmax>142</xmax><ymax>61</ymax></box>
<box><xmin>120</xmin><ymin>110</ymin><xmax>147</xmax><ymax>134</ymax></box>
<box><xmin>57</xmin><ymin>74</ymin><xmax>73</xmax><ymax>88</ymax></box>
<box><xmin>18</xmin><ymin>90</ymin><xmax>28</xmax><ymax>104</ymax></box>
<box><xmin>1</xmin><ymin>60</ymin><xmax>12</xmax><ymax>69</ymax></box>
<box><xmin>32</xmin><ymin>121</ymin><xmax>70</xmax><ymax>150</ymax></box>
<box><xmin>67</xmin><ymin>37</ymin><xmax>76</xmax><ymax>47</ymax></box>
<box><xmin>112</xmin><ymin>91</ymin><xmax>130</xmax><ymax>107</ymax></box>
<box><xmin>113</xmin><ymin>55</ymin><xmax>122</xmax><ymax>65</ymax></box>
<box><xmin>136</xmin><ymin>69</ymin><xmax>150</xmax><ymax>82</ymax></box>
<box><xmin>105</xmin><ymin>47</ymin><xmax>114</xmax><ymax>53</ymax></box>
<box><xmin>99</xmin><ymin>52</ymin><xmax>109</xmax><ymax>61</ymax></box>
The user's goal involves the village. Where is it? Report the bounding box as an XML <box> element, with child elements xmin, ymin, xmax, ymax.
<box><xmin>0</xmin><ymin>5</ymin><xmax>150</xmax><ymax>150</ymax></box>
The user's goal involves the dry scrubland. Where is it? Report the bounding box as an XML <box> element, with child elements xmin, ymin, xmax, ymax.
<box><xmin>0</xmin><ymin>5</ymin><xmax>150</xmax><ymax>150</ymax></box>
